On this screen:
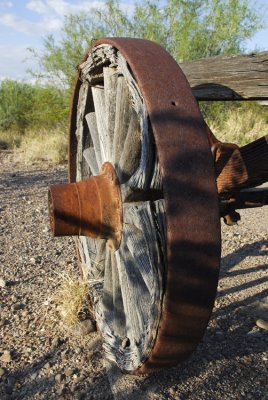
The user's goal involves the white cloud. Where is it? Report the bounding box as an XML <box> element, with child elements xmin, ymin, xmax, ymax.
<box><xmin>0</xmin><ymin>1</ymin><xmax>13</xmax><ymax>8</ymax></box>
<box><xmin>0</xmin><ymin>43</ymin><xmax>40</xmax><ymax>81</ymax></box>
<box><xmin>26</xmin><ymin>0</ymin><xmax>105</xmax><ymax>17</ymax></box>
<box><xmin>0</xmin><ymin>1</ymin><xmax>107</xmax><ymax>35</ymax></box>
<box><xmin>0</xmin><ymin>12</ymin><xmax>62</xmax><ymax>34</ymax></box>
<box><xmin>26</xmin><ymin>0</ymin><xmax>50</xmax><ymax>15</ymax></box>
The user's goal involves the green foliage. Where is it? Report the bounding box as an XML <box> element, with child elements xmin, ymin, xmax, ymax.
<box><xmin>29</xmin><ymin>0</ymin><xmax>264</xmax><ymax>88</ymax></box>
<box><xmin>0</xmin><ymin>79</ymin><xmax>69</xmax><ymax>133</ymax></box>
<box><xmin>30</xmin><ymin>85</ymin><xmax>69</xmax><ymax>128</ymax></box>
<box><xmin>0</xmin><ymin>80</ymin><xmax>35</xmax><ymax>131</ymax></box>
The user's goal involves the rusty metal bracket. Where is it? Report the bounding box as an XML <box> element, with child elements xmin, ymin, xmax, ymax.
<box><xmin>220</xmin><ymin>188</ymin><xmax>268</xmax><ymax>222</ymax></box>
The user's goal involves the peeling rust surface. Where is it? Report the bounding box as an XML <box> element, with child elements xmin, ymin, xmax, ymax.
<box><xmin>49</xmin><ymin>162</ymin><xmax>122</xmax><ymax>249</ymax></box>
<box><xmin>213</xmin><ymin>134</ymin><xmax>268</xmax><ymax>194</ymax></box>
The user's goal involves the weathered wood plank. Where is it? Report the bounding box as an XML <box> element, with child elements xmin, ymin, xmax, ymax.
<box><xmin>111</xmin><ymin>253</ymin><xmax>126</xmax><ymax>338</ymax></box>
<box><xmin>85</xmin><ymin>112</ymin><xmax>102</xmax><ymax>171</ymax></box>
<box><xmin>91</xmin><ymin>86</ymin><xmax>108</xmax><ymax>162</ymax></box>
<box><xmin>83</xmin><ymin>148</ymin><xmax>98</xmax><ymax>176</ymax></box>
<box><xmin>118</xmin><ymin>108</ymin><xmax>141</xmax><ymax>183</ymax></box>
<box><xmin>180</xmin><ymin>51</ymin><xmax>268</xmax><ymax>100</ymax></box>
<box><xmin>104</xmin><ymin>67</ymin><xmax>118</xmax><ymax>160</ymax></box>
<box><xmin>113</xmin><ymin>75</ymin><xmax>132</xmax><ymax>165</ymax></box>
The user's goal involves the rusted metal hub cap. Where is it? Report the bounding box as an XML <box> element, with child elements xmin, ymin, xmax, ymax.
<box><xmin>48</xmin><ymin>162</ymin><xmax>122</xmax><ymax>249</ymax></box>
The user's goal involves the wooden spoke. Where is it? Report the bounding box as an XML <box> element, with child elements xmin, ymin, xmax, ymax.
<box><xmin>112</xmin><ymin>75</ymin><xmax>132</xmax><ymax>166</ymax></box>
<box><xmin>102</xmin><ymin>250</ymin><xmax>114</xmax><ymax>324</ymax></box>
<box><xmin>78</xmin><ymin>236</ymin><xmax>106</xmax><ymax>281</ymax></box>
<box><xmin>118</xmin><ymin>108</ymin><xmax>141</xmax><ymax>183</ymax></box>
<box><xmin>83</xmin><ymin>148</ymin><xmax>98</xmax><ymax>176</ymax></box>
<box><xmin>85</xmin><ymin>112</ymin><xmax>102</xmax><ymax>172</ymax></box>
<box><xmin>111</xmin><ymin>253</ymin><xmax>126</xmax><ymax>338</ymax></box>
<box><xmin>75</xmin><ymin>82</ymin><xmax>90</xmax><ymax>181</ymax></box>
<box><xmin>91</xmin><ymin>87</ymin><xmax>108</xmax><ymax>163</ymax></box>
<box><xmin>104</xmin><ymin>67</ymin><xmax>117</xmax><ymax>160</ymax></box>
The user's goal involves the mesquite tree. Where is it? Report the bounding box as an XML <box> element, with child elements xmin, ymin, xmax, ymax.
<box><xmin>28</xmin><ymin>0</ymin><xmax>263</xmax><ymax>88</ymax></box>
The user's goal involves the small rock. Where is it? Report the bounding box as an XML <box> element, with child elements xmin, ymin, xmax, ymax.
<box><xmin>74</xmin><ymin>347</ymin><xmax>82</xmax><ymax>355</ymax></box>
<box><xmin>55</xmin><ymin>373</ymin><xmax>64</xmax><ymax>383</ymax></box>
<box><xmin>21</xmin><ymin>310</ymin><xmax>28</xmax><ymax>317</ymax></box>
<box><xmin>51</xmin><ymin>337</ymin><xmax>60</xmax><ymax>348</ymax></box>
<box><xmin>35</xmin><ymin>256</ymin><xmax>42</xmax><ymax>264</ymax></box>
<box><xmin>73</xmin><ymin>375</ymin><xmax>84</xmax><ymax>384</ymax></box>
<box><xmin>30</xmin><ymin>372</ymin><xmax>38</xmax><ymax>380</ymax></box>
<box><xmin>0</xmin><ymin>278</ymin><xmax>6</xmax><ymax>288</ymax></box>
<box><xmin>256</xmin><ymin>319</ymin><xmax>268</xmax><ymax>331</ymax></box>
<box><xmin>77</xmin><ymin>319</ymin><xmax>95</xmax><ymax>336</ymax></box>
<box><xmin>247</xmin><ymin>327</ymin><xmax>262</xmax><ymax>337</ymax></box>
<box><xmin>30</xmin><ymin>257</ymin><xmax>35</xmax><ymax>263</ymax></box>
<box><xmin>0</xmin><ymin>367</ymin><xmax>6</xmax><ymax>377</ymax></box>
<box><xmin>13</xmin><ymin>303</ymin><xmax>24</xmax><ymax>311</ymax></box>
<box><xmin>65</xmin><ymin>368</ymin><xmax>75</xmax><ymax>377</ymax></box>
<box><xmin>169</xmin><ymin>387</ymin><xmax>176</xmax><ymax>395</ymax></box>
<box><xmin>0</xmin><ymin>350</ymin><xmax>12</xmax><ymax>363</ymax></box>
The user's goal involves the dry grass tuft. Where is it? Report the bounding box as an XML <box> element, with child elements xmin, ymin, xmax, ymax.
<box><xmin>207</xmin><ymin>106</ymin><xmax>268</xmax><ymax>146</ymax></box>
<box><xmin>53</xmin><ymin>273</ymin><xmax>90</xmax><ymax>328</ymax></box>
<box><xmin>15</xmin><ymin>127</ymin><xmax>68</xmax><ymax>164</ymax></box>
<box><xmin>0</xmin><ymin>129</ymin><xmax>23</xmax><ymax>150</ymax></box>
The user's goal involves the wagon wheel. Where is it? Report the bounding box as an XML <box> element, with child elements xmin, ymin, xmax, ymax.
<box><xmin>51</xmin><ymin>38</ymin><xmax>221</xmax><ymax>374</ymax></box>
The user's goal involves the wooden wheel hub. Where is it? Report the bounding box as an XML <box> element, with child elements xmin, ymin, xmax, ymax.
<box><xmin>48</xmin><ymin>162</ymin><xmax>122</xmax><ymax>248</ymax></box>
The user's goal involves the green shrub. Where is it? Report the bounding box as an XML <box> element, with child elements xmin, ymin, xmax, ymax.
<box><xmin>0</xmin><ymin>80</ymin><xmax>34</xmax><ymax>132</ymax></box>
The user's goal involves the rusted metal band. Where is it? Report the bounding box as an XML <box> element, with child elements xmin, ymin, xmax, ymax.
<box><xmin>74</xmin><ymin>182</ymin><xmax>82</xmax><ymax>236</ymax></box>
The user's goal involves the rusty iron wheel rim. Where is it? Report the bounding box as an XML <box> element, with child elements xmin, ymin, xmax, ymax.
<box><xmin>69</xmin><ymin>38</ymin><xmax>221</xmax><ymax>374</ymax></box>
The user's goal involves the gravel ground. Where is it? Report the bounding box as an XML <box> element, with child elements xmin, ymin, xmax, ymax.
<box><xmin>0</xmin><ymin>151</ymin><xmax>267</xmax><ymax>400</ymax></box>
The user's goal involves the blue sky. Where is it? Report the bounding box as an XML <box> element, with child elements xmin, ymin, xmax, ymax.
<box><xmin>0</xmin><ymin>0</ymin><xmax>267</xmax><ymax>81</ymax></box>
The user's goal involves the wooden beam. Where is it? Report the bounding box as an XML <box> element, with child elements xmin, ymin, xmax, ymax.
<box><xmin>179</xmin><ymin>52</ymin><xmax>268</xmax><ymax>101</ymax></box>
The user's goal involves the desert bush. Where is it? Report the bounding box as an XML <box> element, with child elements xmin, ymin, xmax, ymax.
<box><xmin>0</xmin><ymin>79</ymin><xmax>69</xmax><ymax>133</ymax></box>
<box><xmin>30</xmin><ymin>85</ymin><xmax>69</xmax><ymax>128</ymax></box>
<box><xmin>0</xmin><ymin>80</ymin><xmax>34</xmax><ymax>132</ymax></box>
